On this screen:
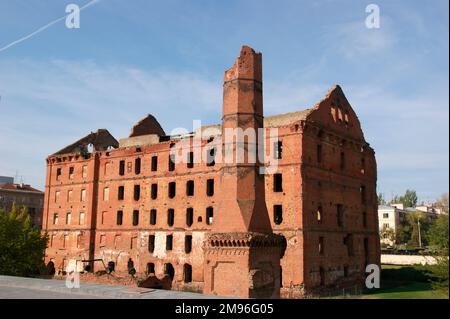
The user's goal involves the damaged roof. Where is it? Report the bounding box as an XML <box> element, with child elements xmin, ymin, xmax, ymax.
<box><xmin>129</xmin><ymin>114</ymin><xmax>166</xmax><ymax>137</ymax></box>
<box><xmin>52</xmin><ymin>129</ymin><xmax>118</xmax><ymax>156</ymax></box>
<box><xmin>263</xmin><ymin>109</ymin><xmax>314</xmax><ymax>127</ymax></box>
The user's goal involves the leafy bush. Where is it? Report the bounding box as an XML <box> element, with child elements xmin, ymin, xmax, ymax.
<box><xmin>0</xmin><ymin>205</ymin><xmax>48</xmax><ymax>277</ymax></box>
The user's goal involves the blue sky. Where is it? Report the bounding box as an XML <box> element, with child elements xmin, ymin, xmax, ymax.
<box><xmin>0</xmin><ymin>0</ymin><xmax>448</xmax><ymax>202</ymax></box>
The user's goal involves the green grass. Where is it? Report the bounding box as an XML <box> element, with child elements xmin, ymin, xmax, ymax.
<box><xmin>362</xmin><ymin>264</ymin><xmax>448</xmax><ymax>299</ymax></box>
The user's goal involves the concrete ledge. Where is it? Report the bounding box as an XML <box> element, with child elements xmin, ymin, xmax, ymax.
<box><xmin>381</xmin><ymin>254</ymin><xmax>438</xmax><ymax>265</ymax></box>
<box><xmin>0</xmin><ymin>275</ymin><xmax>221</xmax><ymax>299</ymax></box>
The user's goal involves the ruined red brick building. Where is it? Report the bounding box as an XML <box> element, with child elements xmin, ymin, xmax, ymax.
<box><xmin>42</xmin><ymin>45</ymin><xmax>380</xmax><ymax>298</ymax></box>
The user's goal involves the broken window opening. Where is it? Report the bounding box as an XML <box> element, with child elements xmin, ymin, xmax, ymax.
<box><xmin>167</xmin><ymin>209</ymin><xmax>175</xmax><ymax>226</ymax></box>
<box><xmin>185</xmin><ymin>235</ymin><xmax>192</xmax><ymax>254</ymax></box>
<box><xmin>206</xmin><ymin>207</ymin><xmax>214</xmax><ymax>225</ymax></box>
<box><xmin>360</xmin><ymin>157</ymin><xmax>366</xmax><ymax>174</ymax></box>
<box><xmin>187</xmin><ymin>151</ymin><xmax>194</xmax><ymax>169</ymax></box>
<box><xmin>107</xmin><ymin>261</ymin><xmax>115</xmax><ymax>274</ymax></box>
<box><xmin>147</xmin><ymin>263</ymin><xmax>155</xmax><ymax>274</ymax></box>
<box><xmin>206</xmin><ymin>179</ymin><xmax>214</xmax><ymax>197</ymax></box>
<box><xmin>168</xmin><ymin>182</ymin><xmax>176</xmax><ymax>198</ymax></box>
<box><xmin>168</xmin><ymin>155</ymin><xmax>175</xmax><ymax>171</ymax></box>
<box><xmin>118</xmin><ymin>186</ymin><xmax>125</xmax><ymax>200</ymax></box>
<box><xmin>166</xmin><ymin>235</ymin><xmax>173</xmax><ymax>251</ymax></box>
<box><xmin>274</xmin><ymin>141</ymin><xmax>283</xmax><ymax>160</ymax></box>
<box><xmin>360</xmin><ymin>185</ymin><xmax>367</xmax><ymax>205</ymax></box>
<box><xmin>274</xmin><ymin>205</ymin><xmax>283</xmax><ymax>225</ymax></box>
<box><xmin>151</xmin><ymin>183</ymin><xmax>158</xmax><ymax>199</ymax></box>
<box><xmin>56</xmin><ymin>168</ymin><xmax>62</xmax><ymax>181</ymax></box>
<box><xmin>66</xmin><ymin>212</ymin><xmax>72</xmax><ymax>225</ymax></box>
<box><xmin>344</xmin><ymin>234</ymin><xmax>354</xmax><ymax>256</ymax></box>
<box><xmin>148</xmin><ymin>235</ymin><xmax>155</xmax><ymax>253</ymax></box>
<box><xmin>151</xmin><ymin>156</ymin><xmax>158</xmax><ymax>171</ymax></box>
<box><xmin>186</xmin><ymin>180</ymin><xmax>194</xmax><ymax>196</ymax></box>
<box><xmin>135</xmin><ymin>158</ymin><xmax>141</xmax><ymax>175</ymax></box>
<box><xmin>119</xmin><ymin>160</ymin><xmax>125</xmax><ymax>176</ymax></box>
<box><xmin>317</xmin><ymin>206</ymin><xmax>323</xmax><ymax>224</ymax></box>
<box><xmin>207</xmin><ymin>147</ymin><xmax>216</xmax><ymax>167</ymax></box>
<box><xmin>164</xmin><ymin>263</ymin><xmax>175</xmax><ymax>280</ymax></box>
<box><xmin>183</xmin><ymin>264</ymin><xmax>192</xmax><ymax>283</ymax></box>
<box><xmin>80</xmin><ymin>189</ymin><xmax>86</xmax><ymax>202</ymax></box>
<box><xmin>150</xmin><ymin>209</ymin><xmax>157</xmax><ymax>225</ymax></box>
<box><xmin>186</xmin><ymin>208</ymin><xmax>194</xmax><ymax>227</ymax></box>
<box><xmin>134</xmin><ymin>185</ymin><xmax>141</xmax><ymax>201</ymax></box>
<box><xmin>116</xmin><ymin>210</ymin><xmax>123</xmax><ymax>225</ymax></box>
<box><xmin>69</xmin><ymin>167</ymin><xmax>74</xmax><ymax>180</ymax></box>
<box><xmin>53</xmin><ymin>213</ymin><xmax>59</xmax><ymax>225</ymax></box>
<box><xmin>132</xmin><ymin>210</ymin><xmax>139</xmax><ymax>226</ymax></box>
<box><xmin>319</xmin><ymin>237</ymin><xmax>324</xmax><ymax>255</ymax></box>
<box><xmin>274</xmin><ymin>174</ymin><xmax>283</xmax><ymax>192</ymax></box>
<box><xmin>127</xmin><ymin>258</ymin><xmax>136</xmax><ymax>276</ymax></box>
<box><xmin>337</xmin><ymin>204</ymin><xmax>344</xmax><ymax>227</ymax></box>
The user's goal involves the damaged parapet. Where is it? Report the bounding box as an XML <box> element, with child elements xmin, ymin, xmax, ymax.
<box><xmin>119</xmin><ymin>114</ymin><xmax>166</xmax><ymax>148</ymax></box>
<box><xmin>52</xmin><ymin>129</ymin><xmax>118</xmax><ymax>156</ymax></box>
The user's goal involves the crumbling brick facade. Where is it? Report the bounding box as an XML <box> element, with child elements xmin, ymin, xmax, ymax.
<box><xmin>42</xmin><ymin>45</ymin><xmax>380</xmax><ymax>298</ymax></box>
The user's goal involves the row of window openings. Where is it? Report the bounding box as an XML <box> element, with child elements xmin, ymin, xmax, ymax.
<box><xmin>119</xmin><ymin>149</ymin><xmax>217</xmax><ymax>176</ymax></box>
<box><xmin>56</xmin><ymin>166</ymin><xmax>88</xmax><ymax>181</ymax></box>
<box><xmin>316</xmin><ymin>144</ymin><xmax>366</xmax><ymax>173</ymax></box>
<box><xmin>56</xmin><ymin>173</ymin><xmax>283</xmax><ymax>202</ymax></box>
<box><xmin>114</xmin><ymin>179</ymin><xmax>215</xmax><ymax>202</ymax></box>
<box><xmin>115</xmin><ymin>207</ymin><xmax>214</xmax><ymax>227</ymax></box>
<box><xmin>117</xmin><ymin>261</ymin><xmax>192</xmax><ymax>283</ymax></box>
<box><xmin>318</xmin><ymin>236</ymin><xmax>369</xmax><ymax>259</ymax></box>
<box><xmin>98</xmin><ymin>233</ymin><xmax>193</xmax><ymax>256</ymax></box>
<box><xmin>53</xmin><ymin>212</ymin><xmax>85</xmax><ymax>225</ymax></box>
<box><xmin>55</xmin><ymin>189</ymin><xmax>86</xmax><ymax>203</ymax></box>
<box><xmin>55</xmin><ymin>179</ymin><xmax>215</xmax><ymax>204</ymax></box>
<box><xmin>50</xmin><ymin>234</ymin><xmax>81</xmax><ymax>248</ymax></box>
<box><xmin>54</xmin><ymin>206</ymin><xmax>368</xmax><ymax>228</ymax></box>
<box><xmin>315</xmin><ymin>205</ymin><xmax>368</xmax><ymax>228</ymax></box>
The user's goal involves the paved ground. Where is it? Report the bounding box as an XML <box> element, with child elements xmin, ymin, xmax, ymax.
<box><xmin>0</xmin><ymin>275</ymin><xmax>220</xmax><ymax>299</ymax></box>
<box><xmin>0</xmin><ymin>285</ymin><xmax>104</xmax><ymax>299</ymax></box>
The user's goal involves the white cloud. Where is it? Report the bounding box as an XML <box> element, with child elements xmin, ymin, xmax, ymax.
<box><xmin>323</xmin><ymin>17</ymin><xmax>397</xmax><ymax>59</ymax></box>
<box><xmin>0</xmin><ymin>59</ymin><xmax>222</xmax><ymax>189</ymax></box>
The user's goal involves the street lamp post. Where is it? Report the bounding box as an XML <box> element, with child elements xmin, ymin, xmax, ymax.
<box><xmin>417</xmin><ymin>219</ymin><xmax>422</xmax><ymax>248</ymax></box>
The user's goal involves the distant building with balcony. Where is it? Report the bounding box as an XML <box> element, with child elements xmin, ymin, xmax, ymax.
<box><xmin>378</xmin><ymin>205</ymin><xmax>406</xmax><ymax>245</ymax></box>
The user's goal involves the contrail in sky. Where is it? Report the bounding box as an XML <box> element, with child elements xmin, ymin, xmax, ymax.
<box><xmin>0</xmin><ymin>0</ymin><xmax>101</xmax><ymax>53</ymax></box>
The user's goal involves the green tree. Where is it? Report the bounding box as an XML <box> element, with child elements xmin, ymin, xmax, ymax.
<box><xmin>427</xmin><ymin>214</ymin><xmax>449</xmax><ymax>294</ymax></box>
<box><xmin>435</xmin><ymin>193</ymin><xmax>449</xmax><ymax>214</ymax></box>
<box><xmin>395</xmin><ymin>223</ymin><xmax>412</xmax><ymax>245</ymax></box>
<box><xmin>377</xmin><ymin>193</ymin><xmax>387</xmax><ymax>206</ymax></box>
<box><xmin>428</xmin><ymin>256</ymin><xmax>449</xmax><ymax>294</ymax></box>
<box><xmin>401</xmin><ymin>189</ymin><xmax>418</xmax><ymax>208</ymax></box>
<box><xmin>379</xmin><ymin>227</ymin><xmax>395</xmax><ymax>245</ymax></box>
<box><xmin>407</xmin><ymin>211</ymin><xmax>430</xmax><ymax>247</ymax></box>
<box><xmin>428</xmin><ymin>214</ymin><xmax>449</xmax><ymax>249</ymax></box>
<box><xmin>0</xmin><ymin>204</ymin><xmax>48</xmax><ymax>277</ymax></box>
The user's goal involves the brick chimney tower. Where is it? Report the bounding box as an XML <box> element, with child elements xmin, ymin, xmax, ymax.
<box><xmin>203</xmin><ymin>46</ymin><xmax>284</xmax><ymax>298</ymax></box>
